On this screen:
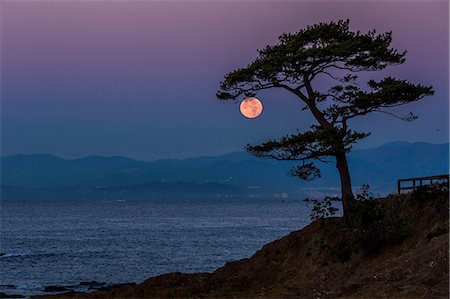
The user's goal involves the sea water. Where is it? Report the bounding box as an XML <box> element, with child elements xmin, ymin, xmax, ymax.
<box><xmin>0</xmin><ymin>198</ymin><xmax>341</xmax><ymax>297</ymax></box>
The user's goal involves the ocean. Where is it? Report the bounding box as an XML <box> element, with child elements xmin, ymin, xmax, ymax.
<box><xmin>0</xmin><ymin>198</ymin><xmax>341</xmax><ymax>297</ymax></box>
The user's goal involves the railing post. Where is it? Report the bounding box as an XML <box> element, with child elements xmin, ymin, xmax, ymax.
<box><xmin>397</xmin><ymin>174</ymin><xmax>449</xmax><ymax>194</ymax></box>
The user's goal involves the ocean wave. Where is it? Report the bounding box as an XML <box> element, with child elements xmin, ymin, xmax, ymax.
<box><xmin>16</xmin><ymin>283</ymin><xmax>43</xmax><ymax>291</ymax></box>
<box><xmin>0</xmin><ymin>253</ymin><xmax>23</xmax><ymax>259</ymax></box>
<box><xmin>0</xmin><ymin>251</ymin><xmax>65</xmax><ymax>260</ymax></box>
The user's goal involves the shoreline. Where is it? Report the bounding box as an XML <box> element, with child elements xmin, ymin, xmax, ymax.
<box><xmin>5</xmin><ymin>190</ymin><xmax>449</xmax><ymax>299</ymax></box>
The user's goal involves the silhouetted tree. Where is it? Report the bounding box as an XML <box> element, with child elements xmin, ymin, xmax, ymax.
<box><xmin>217</xmin><ymin>20</ymin><xmax>433</xmax><ymax>224</ymax></box>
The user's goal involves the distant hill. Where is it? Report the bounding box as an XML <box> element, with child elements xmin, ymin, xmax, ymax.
<box><xmin>313</xmin><ymin>142</ymin><xmax>449</xmax><ymax>192</ymax></box>
<box><xmin>1</xmin><ymin>142</ymin><xmax>448</xmax><ymax>199</ymax></box>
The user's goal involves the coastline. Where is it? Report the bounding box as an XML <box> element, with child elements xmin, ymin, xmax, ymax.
<box><xmin>30</xmin><ymin>191</ymin><xmax>449</xmax><ymax>299</ymax></box>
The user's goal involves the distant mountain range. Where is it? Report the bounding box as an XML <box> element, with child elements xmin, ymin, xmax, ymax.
<box><xmin>1</xmin><ymin>142</ymin><xmax>448</xmax><ymax>200</ymax></box>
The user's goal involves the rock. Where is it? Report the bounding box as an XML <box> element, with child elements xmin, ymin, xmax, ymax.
<box><xmin>0</xmin><ymin>292</ymin><xmax>25</xmax><ymax>298</ymax></box>
<box><xmin>96</xmin><ymin>283</ymin><xmax>137</xmax><ymax>292</ymax></box>
<box><xmin>79</xmin><ymin>281</ymin><xmax>106</xmax><ymax>287</ymax></box>
<box><xmin>43</xmin><ymin>286</ymin><xmax>69</xmax><ymax>292</ymax></box>
<box><xmin>60</xmin><ymin>292</ymin><xmax>83</xmax><ymax>296</ymax></box>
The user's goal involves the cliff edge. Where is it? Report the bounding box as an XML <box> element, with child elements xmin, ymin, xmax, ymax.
<box><xmin>35</xmin><ymin>186</ymin><xmax>449</xmax><ymax>298</ymax></box>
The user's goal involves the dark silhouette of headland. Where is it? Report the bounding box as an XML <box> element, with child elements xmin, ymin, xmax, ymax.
<box><xmin>33</xmin><ymin>184</ymin><xmax>449</xmax><ymax>298</ymax></box>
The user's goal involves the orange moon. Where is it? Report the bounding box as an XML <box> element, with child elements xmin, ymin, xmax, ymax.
<box><xmin>240</xmin><ymin>97</ymin><xmax>263</xmax><ymax>119</ymax></box>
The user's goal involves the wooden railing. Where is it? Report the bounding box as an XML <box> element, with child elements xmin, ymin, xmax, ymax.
<box><xmin>397</xmin><ymin>174</ymin><xmax>449</xmax><ymax>194</ymax></box>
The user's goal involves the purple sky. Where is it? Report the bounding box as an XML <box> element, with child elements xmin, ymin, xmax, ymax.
<box><xmin>1</xmin><ymin>1</ymin><xmax>448</xmax><ymax>160</ymax></box>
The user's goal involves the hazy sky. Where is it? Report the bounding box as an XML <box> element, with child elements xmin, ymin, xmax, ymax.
<box><xmin>1</xmin><ymin>1</ymin><xmax>448</xmax><ymax>160</ymax></box>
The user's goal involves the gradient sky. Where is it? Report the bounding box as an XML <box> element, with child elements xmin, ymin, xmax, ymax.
<box><xmin>1</xmin><ymin>1</ymin><xmax>448</xmax><ymax>160</ymax></box>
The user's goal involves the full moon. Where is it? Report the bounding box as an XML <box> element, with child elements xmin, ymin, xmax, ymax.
<box><xmin>240</xmin><ymin>97</ymin><xmax>263</xmax><ymax>119</ymax></box>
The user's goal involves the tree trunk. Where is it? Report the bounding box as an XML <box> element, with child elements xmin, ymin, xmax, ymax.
<box><xmin>335</xmin><ymin>152</ymin><xmax>355</xmax><ymax>225</ymax></box>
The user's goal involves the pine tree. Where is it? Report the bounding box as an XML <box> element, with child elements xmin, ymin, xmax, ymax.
<box><xmin>217</xmin><ymin>20</ymin><xmax>434</xmax><ymax>224</ymax></box>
